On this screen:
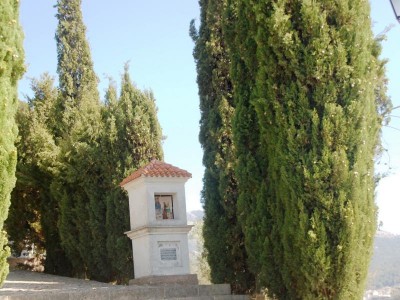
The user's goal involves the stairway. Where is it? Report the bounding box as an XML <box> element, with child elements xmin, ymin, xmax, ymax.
<box><xmin>108</xmin><ymin>283</ymin><xmax>249</xmax><ymax>299</ymax></box>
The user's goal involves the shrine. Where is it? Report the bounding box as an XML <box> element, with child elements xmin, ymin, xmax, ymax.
<box><xmin>120</xmin><ymin>160</ymin><xmax>197</xmax><ymax>285</ymax></box>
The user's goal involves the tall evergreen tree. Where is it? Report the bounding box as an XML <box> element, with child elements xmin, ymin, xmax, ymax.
<box><xmin>5</xmin><ymin>0</ymin><xmax>164</xmax><ymax>283</ymax></box>
<box><xmin>116</xmin><ymin>64</ymin><xmax>163</xmax><ymax>167</ymax></box>
<box><xmin>28</xmin><ymin>75</ymin><xmax>71</xmax><ymax>275</ymax></box>
<box><xmin>53</xmin><ymin>0</ymin><xmax>103</xmax><ymax>279</ymax></box>
<box><xmin>4</xmin><ymin>102</ymin><xmax>43</xmax><ymax>258</ymax></box>
<box><xmin>101</xmin><ymin>66</ymin><xmax>164</xmax><ymax>283</ymax></box>
<box><xmin>0</xmin><ymin>0</ymin><xmax>24</xmax><ymax>284</ymax></box>
<box><xmin>49</xmin><ymin>0</ymin><xmax>164</xmax><ymax>282</ymax></box>
<box><xmin>224</xmin><ymin>0</ymin><xmax>267</xmax><ymax>292</ymax></box>
<box><xmin>55</xmin><ymin>0</ymin><xmax>100</xmax><ymax>132</ymax></box>
<box><xmin>190</xmin><ymin>0</ymin><xmax>254</xmax><ymax>293</ymax></box>
<box><xmin>6</xmin><ymin>103</ymin><xmax>44</xmax><ymax>255</ymax></box>
<box><xmin>6</xmin><ymin>75</ymin><xmax>73</xmax><ymax>275</ymax></box>
<box><xmin>227</xmin><ymin>0</ymin><xmax>385</xmax><ymax>298</ymax></box>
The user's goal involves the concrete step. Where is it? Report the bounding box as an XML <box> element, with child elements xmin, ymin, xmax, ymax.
<box><xmin>0</xmin><ymin>283</ymin><xmax>250</xmax><ymax>300</ymax></box>
<box><xmin>169</xmin><ymin>296</ymin><xmax>249</xmax><ymax>300</ymax></box>
<box><xmin>1</xmin><ymin>271</ymin><xmax>250</xmax><ymax>300</ymax></box>
<box><xmin>108</xmin><ymin>283</ymin><xmax>249</xmax><ymax>299</ymax></box>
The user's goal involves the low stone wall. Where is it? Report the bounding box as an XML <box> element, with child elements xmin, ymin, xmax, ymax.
<box><xmin>7</xmin><ymin>257</ymin><xmax>44</xmax><ymax>272</ymax></box>
<box><xmin>7</xmin><ymin>257</ymin><xmax>28</xmax><ymax>270</ymax></box>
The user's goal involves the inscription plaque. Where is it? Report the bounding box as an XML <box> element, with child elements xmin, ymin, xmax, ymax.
<box><xmin>157</xmin><ymin>241</ymin><xmax>182</xmax><ymax>266</ymax></box>
<box><xmin>160</xmin><ymin>248</ymin><xmax>177</xmax><ymax>261</ymax></box>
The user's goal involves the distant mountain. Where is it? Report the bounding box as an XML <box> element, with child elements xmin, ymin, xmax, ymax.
<box><xmin>187</xmin><ymin>210</ymin><xmax>204</xmax><ymax>223</ymax></box>
<box><xmin>367</xmin><ymin>231</ymin><xmax>400</xmax><ymax>290</ymax></box>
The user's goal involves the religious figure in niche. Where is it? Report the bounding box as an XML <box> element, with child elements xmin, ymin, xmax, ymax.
<box><xmin>162</xmin><ymin>203</ymin><xmax>168</xmax><ymax>219</ymax></box>
<box><xmin>155</xmin><ymin>196</ymin><xmax>162</xmax><ymax>219</ymax></box>
<box><xmin>155</xmin><ymin>195</ymin><xmax>174</xmax><ymax>220</ymax></box>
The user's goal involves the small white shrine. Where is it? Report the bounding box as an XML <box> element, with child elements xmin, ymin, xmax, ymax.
<box><xmin>120</xmin><ymin>160</ymin><xmax>197</xmax><ymax>285</ymax></box>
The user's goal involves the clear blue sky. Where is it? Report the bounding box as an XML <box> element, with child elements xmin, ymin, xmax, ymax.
<box><xmin>19</xmin><ymin>0</ymin><xmax>204</xmax><ymax>211</ymax></box>
<box><xmin>369</xmin><ymin>0</ymin><xmax>400</xmax><ymax>234</ymax></box>
<box><xmin>19</xmin><ymin>1</ymin><xmax>400</xmax><ymax>232</ymax></box>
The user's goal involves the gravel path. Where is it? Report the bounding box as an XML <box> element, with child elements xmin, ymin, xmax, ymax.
<box><xmin>0</xmin><ymin>270</ymin><xmax>114</xmax><ymax>297</ymax></box>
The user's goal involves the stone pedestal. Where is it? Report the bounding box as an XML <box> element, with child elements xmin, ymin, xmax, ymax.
<box><xmin>120</xmin><ymin>160</ymin><xmax>196</xmax><ymax>282</ymax></box>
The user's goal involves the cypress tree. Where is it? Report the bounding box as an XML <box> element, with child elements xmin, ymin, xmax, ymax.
<box><xmin>190</xmin><ymin>0</ymin><xmax>254</xmax><ymax>293</ymax></box>
<box><xmin>6</xmin><ymin>101</ymin><xmax>42</xmax><ymax>257</ymax></box>
<box><xmin>51</xmin><ymin>0</ymin><xmax>164</xmax><ymax>282</ymax></box>
<box><xmin>227</xmin><ymin>0</ymin><xmax>384</xmax><ymax>298</ymax></box>
<box><xmin>55</xmin><ymin>0</ymin><xmax>100</xmax><ymax>132</ymax></box>
<box><xmin>101</xmin><ymin>81</ymin><xmax>129</xmax><ymax>282</ymax></box>
<box><xmin>0</xmin><ymin>0</ymin><xmax>24</xmax><ymax>284</ymax></box>
<box><xmin>6</xmin><ymin>75</ymin><xmax>73</xmax><ymax>275</ymax></box>
<box><xmin>30</xmin><ymin>75</ymin><xmax>72</xmax><ymax>275</ymax></box>
<box><xmin>115</xmin><ymin>64</ymin><xmax>164</xmax><ymax>167</ymax></box>
<box><xmin>224</xmin><ymin>0</ymin><xmax>268</xmax><ymax>291</ymax></box>
<box><xmin>29</xmin><ymin>76</ymin><xmax>68</xmax><ymax>274</ymax></box>
<box><xmin>53</xmin><ymin>0</ymin><xmax>103</xmax><ymax>279</ymax></box>
<box><xmin>101</xmin><ymin>66</ymin><xmax>164</xmax><ymax>283</ymax></box>
<box><xmin>6</xmin><ymin>100</ymin><xmax>45</xmax><ymax>258</ymax></box>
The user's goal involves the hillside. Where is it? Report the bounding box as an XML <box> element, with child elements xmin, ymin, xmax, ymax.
<box><xmin>367</xmin><ymin>231</ymin><xmax>400</xmax><ymax>290</ymax></box>
<box><xmin>187</xmin><ymin>210</ymin><xmax>204</xmax><ymax>223</ymax></box>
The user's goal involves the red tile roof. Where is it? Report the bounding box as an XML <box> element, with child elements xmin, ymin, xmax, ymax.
<box><xmin>120</xmin><ymin>160</ymin><xmax>192</xmax><ymax>186</ymax></box>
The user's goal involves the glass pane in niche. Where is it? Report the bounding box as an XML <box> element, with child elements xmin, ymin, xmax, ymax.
<box><xmin>155</xmin><ymin>195</ymin><xmax>174</xmax><ymax>220</ymax></box>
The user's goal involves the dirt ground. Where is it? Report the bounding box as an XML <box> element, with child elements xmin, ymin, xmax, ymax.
<box><xmin>0</xmin><ymin>270</ymin><xmax>114</xmax><ymax>298</ymax></box>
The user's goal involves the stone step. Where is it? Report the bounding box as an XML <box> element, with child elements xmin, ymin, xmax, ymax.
<box><xmin>169</xmin><ymin>296</ymin><xmax>249</xmax><ymax>300</ymax></box>
<box><xmin>1</xmin><ymin>284</ymin><xmax>249</xmax><ymax>300</ymax></box>
<box><xmin>1</xmin><ymin>271</ymin><xmax>250</xmax><ymax>300</ymax></box>
<box><xmin>109</xmin><ymin>283</ymin><xmax>244</xmax><ymax>299</ymax></box>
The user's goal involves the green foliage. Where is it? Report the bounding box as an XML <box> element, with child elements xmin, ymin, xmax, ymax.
<box><xmin>6</xmin><ymin>75</ymin><xmax>73</xmax><ymax>275</ymax></box>
<box><xmin>53</xmin><ymin>6</ymin><xmax>101</xmax><ymax>274</ymax></box>
<box><xmin>100</xmin><ymin>66</ymin><xmax>163</xmax><ymax>283</ymax></box>
<box><xmin>191</xmin><ymin>0</ymin><xmax>254</xmax><ymax>294</ymax></box>
<box><xmin>55</xmin><ymin>0</ymin><xmax>100</xmax><ymax>133</ymax></box>
<box><xmin>53</xmin><ymin>21</ymin><xmax>164</xmax><ymax>281</ymax></box>
<box><xmin>115</xmin><ymin>64</ymin><xmax>163</xmax><ymax>168</ymax></box>
<box><xmin>226</xmin><ymin>0</ymin><xmax>385</xmax><ymax>299</ymax></box>
<box><xmin>9</xmin><ymin>0</ymin><xmax>164</xmax><ymax>283</ymax></box>
<box><xmin>53</xmin><ymin>0</ymin><xmax>107</xmax><ymax>280</ymax></box>
<box><xmin>31</xmin><ymin>76</ymin><xmax>73</xmax><ymax>274</ymax></box>
<box><xmin>0</xmin><ymin>0</ymin><xmax>24</xmax><ymax>285</ymax></box>
<box><xmin>6</xmin><ymin>101</ymin><xmax>46</xmax><ymax>257</ymax></box>
<box><xmin>224</xmin><ymin>0</ymin><xmax>266</xmax><ymax>291</ymax></box>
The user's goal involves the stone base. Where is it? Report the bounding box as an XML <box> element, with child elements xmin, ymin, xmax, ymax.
<box><xmin>129</xmin><ymin>274</ymin><xmax>199</xmax><ymax>286</ymax></box>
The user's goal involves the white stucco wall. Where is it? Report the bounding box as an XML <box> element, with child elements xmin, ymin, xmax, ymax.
<box><xmin>122</xmin><ymin>175</ymin><xmax>193</xmax><ymax>279</ymax></box>
<box><xmin>131</xmin><ymin>234</ymin><xmax>151</xmax><ymax>277</ymax></box>
<box><xmin>128</xmin><ymin>227</ymin><xmax>192</xmax><ymax>278</ymax></box>
<box><xmin>146</xmin><ymin>178</ymin><xmax>188</xmax><ymax>225</ymax></box>
<box><xmin>149</xmin><ymin>232</ymin><xmax>191</xmax><ymax>276</ymax></box>
<box><xmin>123</xmin><ymin>177</ymin><xmax>189</xmax><ymax>229</ymax></box>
